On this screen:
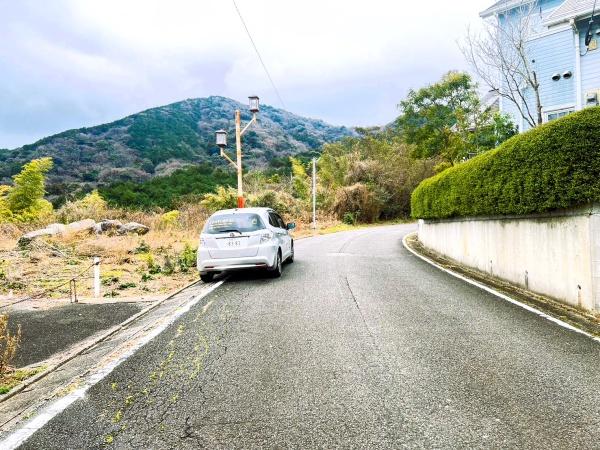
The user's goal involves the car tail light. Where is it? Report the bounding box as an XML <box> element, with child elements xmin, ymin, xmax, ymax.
<box><xmin>260</xmin><ymin>232</ymin><xmax>273</xmax><ymax>243</ymax></box>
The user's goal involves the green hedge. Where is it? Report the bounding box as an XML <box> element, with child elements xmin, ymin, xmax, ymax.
<box><xmin>411</xmin><ymin>107</ymin><xmax>600</xmax><ymax>219</ymax></box>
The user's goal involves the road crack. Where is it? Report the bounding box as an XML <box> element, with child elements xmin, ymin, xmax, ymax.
<box><xmin>344</xmin><ymin>276</ymin><xmax>375</xmax><ymax>342</ymax></box>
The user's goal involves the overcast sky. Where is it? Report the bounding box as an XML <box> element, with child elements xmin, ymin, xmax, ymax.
<box><xmin>0</xmin><ymin>0</ymin><xmax>490</xmax><ymax>149</ymax></box>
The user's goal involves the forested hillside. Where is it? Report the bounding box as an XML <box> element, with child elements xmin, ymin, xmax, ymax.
<box><xmin>0</xmin><ymin>96</ymin><xmax>354</xmax><ymax>202</ymax></box>
<box><xmin>99</xmin><ymin>164</ymin><xmax>236</xmax><ymax>210</ymax></box>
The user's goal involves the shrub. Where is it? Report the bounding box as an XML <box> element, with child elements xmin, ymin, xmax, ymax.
<box><xmin>56</xmin><ymin>190</ymin><xmax>107</xmax><ymax>223</ymax></box>
<box><xmin>200</xmin><ymin>186</ymin><xmax>238</xmax><ymax>212</ymax></box>
<box><xmin>159</xmin><ymin>210</ymin><xmax>180</xmax><ymax>229</ymax></box>
<box><xmin>333</xmin><ymin>183</ymin><xmax>382</xmax><ymax>223</ymax></box>
<box><xmin>342</xmin><ymin>212</ymin><xmax>357</xmax><ymax>225</ymax></box>
<box><xmin>253</xmin><ymin>190</ymin><xmax>300</xmax><ymax>216</ymax></box>
<box><xmin>178</xmin><ymin>243</ymin><xmax>196</xmax><ymax>272</ymax></box>
<box><xmin>411</xmin><ymin>107</ymin><xmax>600</xmax><ymax>220</ymax></box>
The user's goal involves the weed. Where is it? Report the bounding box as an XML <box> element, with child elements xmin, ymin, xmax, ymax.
<box><xmin>163</xmin><ymin>255</ymin><xmax>175</xmax><ymax>275</ymax></box>
<box><xmin>178</xmin><ymin>243</ymin><xmax>196</xmax><ymax>272</ymax></box>
<box><xmin>0</xmin><ymin>365</ymin><xmax>45</xmax><ymax>395</ymax></box>
<box><xmin>134</xmin><ymin>240</ymin><xmax>150</xmax><ymax>254</ymax></box>
<box><xmin>103</xmin><ymin>290</ymin><xmax>120</xmax><ymax>298</ymax></box>
<box><xmin>0</xmin><ymin>315</ymin><xmax>21</xmax><ymax>376</ymax></box>
<box><xmin>102</xmin><ymin>276</ymin><xmax>119</xmax><ymax>286</ymax></box>
<box><xmin>343</xmin><ymin>212</ymin><xmax>358</xmax><ymax>225</ymax></box>
<box><xmin>158</xmin><ymin>211</ymin><xmax>180</xmax><ymax>229</ymax></box>
<box><xmin>141</xmin><ymin>273</ymin><xmax>154</xmax><ymax>282</ymax></box>
<box><xmin>101</xmin><ymin>270</ymin><xmax>123</xmax><ymax>286</ymax></box>
<box><xmin>141</xmin><ymin>253</ymin><xmax>161</xmax><ymax>274</ymax></box>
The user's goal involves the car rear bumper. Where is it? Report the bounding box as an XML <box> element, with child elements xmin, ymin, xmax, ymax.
<box><xmin>197</xmin><ymin>247</ymin><xmax>277</xmax><ymax>274</ymax></box>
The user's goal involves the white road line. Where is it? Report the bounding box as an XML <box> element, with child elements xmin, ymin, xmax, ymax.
<box><xmin>0</xmin><ymin>280</ymin><xmax>224</xmax><ymax>450</ymax></box>
<box><xmin>402</xmin><ymin>234</ymin><xmax>600</xmax><ymax>345</ymax></box>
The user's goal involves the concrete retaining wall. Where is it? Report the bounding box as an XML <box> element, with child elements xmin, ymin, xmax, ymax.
<box><xmin>418</xmin><ymin>205</ymin><xmax>600</xmax><ymax>311</ymax></box>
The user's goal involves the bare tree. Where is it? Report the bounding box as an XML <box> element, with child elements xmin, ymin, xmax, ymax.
<box><xmin>460</xmin><ymin>2</ymin><xmax>543</xmax><ymax>128</ymax></box>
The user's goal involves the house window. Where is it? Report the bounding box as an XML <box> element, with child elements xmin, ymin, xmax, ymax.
<box><xmin>545</xmin><ymin>108</ymin><xmax>574</xmax><ymax>122</ymax></box>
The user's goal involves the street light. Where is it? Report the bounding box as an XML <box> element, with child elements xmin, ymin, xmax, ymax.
<box><xmin>249</xmin><ymin>95</ymin><xmax>260</xmax><ymax>113</ymax></box>
<box><xmin>215</xmin><ymin>96</ymin><xmax>260</xmax><ymax>208</ymax></box>
<box><xmin>215</xmin><ymin>130</ymin><xmax>227</xmax><ymax>148</ymax></box>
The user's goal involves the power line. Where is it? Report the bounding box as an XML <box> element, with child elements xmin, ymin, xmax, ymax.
<box><xmin>232</xmin><ymin>0</ymin><xmax>287</xmax><ymax>110</ymax></box>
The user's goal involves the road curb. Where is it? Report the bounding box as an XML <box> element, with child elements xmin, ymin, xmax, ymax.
<box><xmin>0</xmin><ymin>278</ymin><xmax>212</xmax><ymax>404</ymax></box>
<box><xmin>402</xmin><ymin>232</ymin><xmax>600</xmax><ymax>345</ymax></box>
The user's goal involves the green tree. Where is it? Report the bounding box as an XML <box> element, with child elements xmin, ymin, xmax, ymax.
<box><xmin>0</xmin><ymin>186</ymin><xmax>12</xmax><ymax>222</ymax></box>
<box><xmin>397</xmin><ymin>71</ymin><xmax>516</xmax><ymax>162</ymax></box>
<box><xmin>5</xmin><ymin>157</ymin><xmax>54</xmax><ymax>223</ymax></box>
<box><xmin>289</xmin><ymin>157</ymin><xmax>310</xmax><ymax>201</ymax></box>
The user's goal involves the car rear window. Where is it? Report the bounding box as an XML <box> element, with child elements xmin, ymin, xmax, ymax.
<box><xmin>203</xmin><ymin>213</ymin><xmax>266</xmax><ymax>234</ymax></box>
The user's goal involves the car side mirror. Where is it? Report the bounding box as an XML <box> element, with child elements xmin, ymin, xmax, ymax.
<box><xmin>286</xmin><ymin>222</ymin><xmax>296</xmax><ymax>230</ymax></box>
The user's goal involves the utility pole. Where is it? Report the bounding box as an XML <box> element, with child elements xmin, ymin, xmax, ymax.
<box><xmin>312</xmin><ymin>158</ymin><xmax>317</xmax><ymax>229</ymax></box>
<box><xmin>235</xmin><ymin>110</ymin><xmax>243</xmax><ymax>208</ymax></box>
<box><xmin>215</xmin><ymin>96</ymin><xmax>260</xmax><ymax>208</ymax></box>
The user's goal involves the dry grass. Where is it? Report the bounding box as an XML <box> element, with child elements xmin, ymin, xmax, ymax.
<box><xmin>0</xmin><ymin>204</ymin><xmax>343</xmax><ymax>302</ymax></box>
<box><xmin>0</xmin><ymin>206</ymin><xmax>210</xmax><ymax>301</ymax></box>
<box><xmin>0</xmin><ymin>314</ymin><xmax>21</xmax><ymax>375</ymax></box>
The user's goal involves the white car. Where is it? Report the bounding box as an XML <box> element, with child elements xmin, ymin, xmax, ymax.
<box><xmin>197</xmin><ymin>207</ymin><xmax>295</xmax><ymax>282</ymax></box>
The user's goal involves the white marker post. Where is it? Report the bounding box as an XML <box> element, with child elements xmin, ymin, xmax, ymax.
<box><xmin>93</xmin><ymin>257</ymin><xmax>100</xmax><ymax>298</ymax></box>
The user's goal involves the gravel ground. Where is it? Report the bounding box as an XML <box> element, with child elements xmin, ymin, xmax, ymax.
<box><xmin>7</xmin><ymin>303</ymin><xmax>145</xmax><ymax>368</ymax></box>
<box><xmin>16</xmin><ymin>224</ymin><xmax>600</xmax><ymax>449</ymax></box>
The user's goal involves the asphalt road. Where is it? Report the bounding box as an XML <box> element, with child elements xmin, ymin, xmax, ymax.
<box><xmin>17</xmin><ymin>224</ymin><xmax>600</xmax><ymax>449</ymax></box>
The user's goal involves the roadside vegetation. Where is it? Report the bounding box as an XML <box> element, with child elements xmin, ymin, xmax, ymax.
<box><xmin>412</xmin><ymin>107</ymin><xmax>600</xmax><ymax>219</ymax></box>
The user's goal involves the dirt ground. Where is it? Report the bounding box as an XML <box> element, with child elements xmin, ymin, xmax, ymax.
<box><xmin>0</xmin><ymin>226</ymin><xmax>200</xmax><ymax>302</ymax></box>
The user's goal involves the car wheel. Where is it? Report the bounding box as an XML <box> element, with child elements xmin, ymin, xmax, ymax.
<box><xmin>287</xmin><ymin>243</ymin><xmax>294</xmax><ymax>263</ymax></box>
<box><xmin>270</xmin><ymin>251</ymin><xmax>282</xmax><ymax>278</ymax></box>
<box><xmin>200</xmin><ymin>273</ymin><xmax>214</xmax><ymax>283</ymax></box>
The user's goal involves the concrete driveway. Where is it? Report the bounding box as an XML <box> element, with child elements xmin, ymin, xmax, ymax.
<box><xmin>14</xmin><ymin>224</ymin><xmax>600</xmax><ymax>449</ymax></box>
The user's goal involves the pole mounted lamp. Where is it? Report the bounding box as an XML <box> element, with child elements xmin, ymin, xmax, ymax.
<box><xmin>249</xmin><ymin>95</ymin><xmax>260</xmax><ymax>113</ymax></box>
<box><xmin>215</xmin><ymin>96</ymin><xmax>260</xmax><ymax>208</ymax></box>
<box><xmin>216</xmin><ymin>130</ymin><xmax>227</xmax><ymax>148</ymax></box>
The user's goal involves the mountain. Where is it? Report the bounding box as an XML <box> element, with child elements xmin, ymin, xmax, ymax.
<box><xmin>0</xmin><ymin>96</ymin><xmax>354</xmax><ymax>199</ymax></box>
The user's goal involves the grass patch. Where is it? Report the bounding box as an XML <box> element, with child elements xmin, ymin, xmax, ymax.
<box><xmin>0</xmin><ymin>366</ymin><xmax>46</xmax><ymax>394</ymax></box>
<box><xmin>318</xmin><ymin>219</ymin><xmax>412</xmax><ymax>235</ymax></box>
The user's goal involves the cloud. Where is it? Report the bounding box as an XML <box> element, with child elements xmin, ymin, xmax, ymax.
<box><xmin>0</xmin><ymin>0</ymin><xmax>490</xmax><ymax>148</ymax></box>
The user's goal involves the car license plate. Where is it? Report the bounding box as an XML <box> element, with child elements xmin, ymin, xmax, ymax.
<box><xmin>226</xmin><ymin>238</ymin><xmax>243</xmax><ymax>248</ymax></box>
